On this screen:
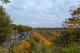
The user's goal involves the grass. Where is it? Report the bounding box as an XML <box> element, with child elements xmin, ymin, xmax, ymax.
<box><xmin>62</xmin><ymin>42</ymin><xmax>80</xmax><ymax>53</ymax></box>
<box><xmin>53</xmin><ymin>42</ymin><xmax>80</xmax><ymax>53</ymax></box>
<box><xmin>0</xmin><ymin>46</ymin><xmax>8</xmax><ymax>53</ymax></box>
<box><xmin>1</xmin><ymin>31</ymin><xmax>80</xmax><ymax>53</ymax></box>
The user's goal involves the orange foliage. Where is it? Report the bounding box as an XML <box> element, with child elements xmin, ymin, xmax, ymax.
<box><xmin>32</xmin><ymin>32</ymin><xmax>53</xmax><ymax>47</ymax></box>
<box><xmin>18</xmin><ymin>40</ymin><xmax>30</xmax><ymax>53</ymax></box>
<box><xmin>51</xmin><ymin>31</ymin><xmax>61</xmax><ymax>36</ymax></box>
<box><xmin>66</xmin><ymin>28</ymin><xmax>76</xmax><ymax>34</ymax></box>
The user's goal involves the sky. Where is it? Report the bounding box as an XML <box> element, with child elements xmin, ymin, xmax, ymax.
<box><xmin>4</xmin><ymin>0</ymin><xmax>78</xmax><ymax>28</ymax></box>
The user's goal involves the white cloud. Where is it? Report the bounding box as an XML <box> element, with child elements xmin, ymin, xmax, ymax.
<box><xmin>5</xmin><ymin>0</ymin><xmax>78</xmax><ymax>27</ymax></box>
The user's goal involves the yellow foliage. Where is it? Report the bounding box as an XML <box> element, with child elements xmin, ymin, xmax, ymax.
<box><xmin>17</xmin><ymin>40</ymin><xmax>30</xmax><ymax>53</ymax></box>
<box><xmin>51</xmin><ymin>31</ymin><xmax>61</xmax><ymax>36</ymax></box>
<box><xmin>66</xmin><ymin>28</ymin><xmax>76</xmax><ymax>34</ymax></box>
<box><xmin>32</xmin><ymin>32</ymin><xmax>53</xmax><ymax>47</ymax></box>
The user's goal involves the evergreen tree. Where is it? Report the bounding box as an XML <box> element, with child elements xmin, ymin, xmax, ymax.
<box><xmin>0</xmin><ymin>6</ymin><xmax>12</xmax><ymax>45</ymax></box>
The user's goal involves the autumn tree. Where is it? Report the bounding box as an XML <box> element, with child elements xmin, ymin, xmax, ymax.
<box><xmin>54</xmin><ymin>7</ymin><xmax>80</xmax><ymax>46</ymax></box>
<box><xmin>64</xmin><ymin>7</ymin><xmax>80</xmax><ymax>29</ymax></box>
<box><xmin>63</xmin><ymin>7</ymin><xmax>80</xmax><ymax>42</ymax></box>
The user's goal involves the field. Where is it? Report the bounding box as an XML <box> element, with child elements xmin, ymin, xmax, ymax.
<box><xmin>1</xmin><ymin>28</ymin><xmax>80</xmax><ymax>53</ymax></box>
<box><xmin>9</xmin><ymin>28</ymin><xmax>64</xmax><ymax>53</ymax></box>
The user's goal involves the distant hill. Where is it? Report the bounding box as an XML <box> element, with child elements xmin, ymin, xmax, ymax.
<box><xmin>32</xmin><ymin>28</ymin><xmax>64</xmax><ymax>31</ymax></box>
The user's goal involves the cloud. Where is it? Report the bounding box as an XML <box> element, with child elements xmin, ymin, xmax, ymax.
<box><xmin>5</xmin><ymin>0</ymin><xmax>77</xmax><ymax>28</ymax></box>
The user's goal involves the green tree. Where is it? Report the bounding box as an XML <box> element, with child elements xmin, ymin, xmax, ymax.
<box><xmin>0</xmin><ymin>6</ymin><xmax>12</xmax><ymax>45</ymax></box>
<box><xmin>12</xmin><ymin>24</ymin><xmax>32</xmax><ymax>32</ymax></box>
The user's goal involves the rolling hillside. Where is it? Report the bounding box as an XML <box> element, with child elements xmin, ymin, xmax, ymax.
<box><xmin>10</xmin><ymin>28</ymin><xmax>63</xmax><ymax>53</ymax></box>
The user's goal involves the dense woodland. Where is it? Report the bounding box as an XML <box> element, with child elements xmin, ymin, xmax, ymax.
<box><xmin>0</xmin><ymin>0</ymin><xmax>80</xmax><ymax>53</ymax></box>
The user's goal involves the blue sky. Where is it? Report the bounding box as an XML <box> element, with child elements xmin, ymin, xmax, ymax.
<box><xmin>5</xmin><ymin>0</ymin><xmax>77</xmax><ymax>28</ymax></box>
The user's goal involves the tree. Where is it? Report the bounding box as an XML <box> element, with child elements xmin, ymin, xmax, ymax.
<box><xmin>63</xmin><ymin>7</ymin><xmax>80</xmax><ymax>42</ymax></box>
<box><xmin>0</xmin><ymin>6</ymin><xmax>12</xmax><ymax>45</ymax></box>
<box><xmin>12</xmin><ymin>24</ymin><xmax>32</xmax><ymax>32</ymax></box>
<box><xmin>64</xmin><ymin>7</ymin><xmax>80</xmax><ymax>29</ymax></box>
